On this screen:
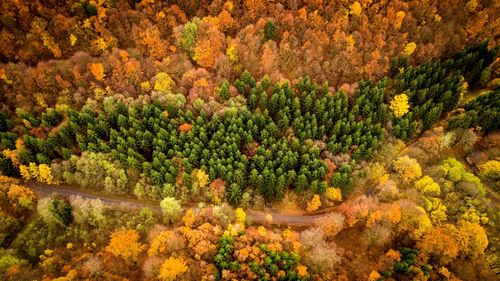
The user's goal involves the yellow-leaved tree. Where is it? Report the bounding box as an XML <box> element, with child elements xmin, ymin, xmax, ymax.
<box><xmin>29</xmin><ymin>163</ymin><xmax>39</xmax><ymax>179</ymax></box>
<box><xmin>478</xmin><ymin>160</ymin><xmax>500</xmax><ymax>181</ymax></box>
<box><xmin>399</xmin><ymin>205</ymin><xmax>433</xmax><ymax>240</ymax></box>
<box><xmin>325</xmin><ymin>187</ymin><xmax>342</xmax><ymax>202</ymax></box>
<box><xmin>154</xmin><ymin>72</ymin><xmax>175</xmax><ymax>93</ymax></box>
<box><xmin>159</xmin><ymin>256</ymin><xmax>188</xmax><ymax>281</ymax></box>
<box><xmin>454</xmin><ymin>220</ymin><xmax>488</xmax><ymax>258</ymax></box>
<box><xmin>235</xmin><ymin>208</ymin><xmax>246</xmax><ymax>224</ymax></box>
<box><xmin>106</xmin><ymin>229</ymin><xmax>145</xmax><ymax>262</ymax></box>
<box><xmin>182</xmin><ymin>209</ymin><xmax>196</xmax><ymax>227</ymax></box>
<box><xmin>148</xmin><ymin>230</ymin><xmax>183</xmax><ymax>257</ymax></box>
<box><xmin>226</xmin><ymin>43</ymin><xmax>238</xmax><ymax>63</ymax></box>
<box><xmin>390</xmin><ymin>94</ymin><xmax>410</xmax><ymax>117</ymax></box>
<box><xmin>19</xmin><ymin>163</ymin><xmax>54</xmax><ymax>184</ymax></box>
<box><xmin>414</xmin><ymin>176</ymin><xmax>441</xmax><ymax>196</ymax></box>
<box><xmin>69</xmin><ymin>34</ymin><xmax>77</xmax><ymax>46</ymax></box>
<box><xmin>386</xmin><ymin>204</ymin><xmax>402</xmax><ymax>224</ymax></box>
<box><xmin>403</xmin><ymin>42</ymin><xmax>417</xmax><ymax>56</ymax></box>
<box><xmin>297</xmin><ymin>265</ymin><xmax>308</xmax><ymax>277</ymax></box>
<box><xmin>194</xmin><ymin>169</ymin><xmax>209</xmax><ymax>188</ymax></box>
<box><xmin>2</xmin><ymin>149</ymin><xmax>20</xmax><ymax>167</ymax></box>
<box><xmin>393</xmin><ymin>156</ymin><xmax>422</xmax><ymax>182</ymax></box>
<box><xmin>37</xmin><ymin>164</ymin><xmax>53</xmax><ymax>184</ymax></box>
<box><xmin>306</xmin><ymin>194</ymin><xmax>321</xmax><ymax>212</ymax></box>
<box><xmin>19</xmin><ymin>165</ymin><xmax>32</xmax><ymax>180</ymax></box>
<box><xmin>349</xmin><ymin>1</ymin><xmax>362</xmax><ymax>17</ymax></box>
<box><xmin>369</xmin><ymin>271</ymin><xmax>382</xmax><ymax>281</ymax></box>
<box><xmin>258</xmin><ymin>226</ymin><xmax>267</xmax><ymax>236</ymax></box>
<box><xmin>394</xmin><ymin>11</ymin><xmax>406</xmax><ymax>30</ymax></box>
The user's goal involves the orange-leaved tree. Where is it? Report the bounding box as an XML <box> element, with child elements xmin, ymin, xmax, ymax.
<box><xmin>106</xmin><ymin>229</ymin><xmax>145</xmax><ymax>262</ymax></box>
<box><xmin>89</xmin><ymin>62</ymin><xmax>105</xmax><ymax>81</ymax></box>
<box><xmin>417</xmin><ymin>225</ymin><xmax>459</xmax><ymax>265</ymax></box>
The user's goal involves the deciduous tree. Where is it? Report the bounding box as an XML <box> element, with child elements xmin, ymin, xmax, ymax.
<box><xmin>393</xmin><ymin>156</ymin><xmax>422</xmax><ymax>183</ymax></box>
<box><xmin>159</xmin><ymin>256</ymin><xmax>188</xmax><ymax>281</ymax></box>
<box><xmin>89</xmin><ymin>63</ymin><xmax>105</xmax><ymax>81</ymax></box>
<box><xmin>160</xmin><ymin>197</ymin><xmax>182</xmax><ymax>224</ymax></box>
<box><xmin>417</xmin><ymin>225</ymin><xmax>459</xmax><ymax>265</ymax></box>
<box><xmin>106</xmin><ymin>229</ymin><xmax>145</xmax><ymax>262</ymax></box>
<box><xmin>307</xmin><ymin>195</ymin><xmax>321</xmax><ymax>212</ymax></box>
<box><xmin>390</xmin><ymin>94</ymin><xmax>410</xmax><ymax>118</ymax></box>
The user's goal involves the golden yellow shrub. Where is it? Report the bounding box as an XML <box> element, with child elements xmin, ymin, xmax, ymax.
<box><xmin>403</xmin><ymin>42</ymin><xmax>417</xmax><ymax>56</ymax></box>
<box><xmin>306</xmin><ymin>194</ymin><xmax>321</xmax><ymax>212</ymax></box>
<box><xmin>325</xmin><ymin>187</ymin><xmax>342</xmax><ymax>202</ymax></box>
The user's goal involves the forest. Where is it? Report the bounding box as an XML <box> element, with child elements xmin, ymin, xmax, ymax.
<box><xmin>0</xmin><ymin>0</ymin><xmax>499</xmax><ymax>280</ymax></box>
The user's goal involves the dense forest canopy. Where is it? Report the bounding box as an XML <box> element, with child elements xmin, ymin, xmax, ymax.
<box><xmin>0</xmin><ymin>0</ymin><xmax>499</xmax><ymax>281</ymax></box>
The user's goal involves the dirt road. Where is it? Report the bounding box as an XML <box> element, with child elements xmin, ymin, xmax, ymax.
<box><xmin>27</xmin><ymin>181</ymin><xmax>328</xmax><ymax>227</ymax></box>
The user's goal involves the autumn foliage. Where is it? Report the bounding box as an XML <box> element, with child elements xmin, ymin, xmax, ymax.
<box><xmin>159</xmin><ymin>257</ymin><xmax>188</xmax><ymax>281</ymax></box>
<box><xmin>390</xmin><ymin>94</ymin><xmax>410</xmax><ymax>117</ymax></box>
<box><xmin>0</xmin><ymin>1</ymin><xmax>497</xmax><ymax>281</ymax></box>
<box><xmin>106</xmin><ymin>229</ymin><xmax>145</xmax><ymax>262</ymax></box>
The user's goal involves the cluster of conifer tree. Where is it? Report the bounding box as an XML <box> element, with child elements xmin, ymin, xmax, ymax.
<box><xmin>391</xmin><ymin>42</ymin><xmax>497</xmax><ymax>140</ymax></box>
<box><xmin>0</xmin><ymin>112</ymin><xmax>17</xmax><ymax>176</ymax></box>
<box><xmin>0</xmin><ymin>43</ymin><xmax>497</xmax><ymax>204</ymax></box>
<box><xmin>214</xmin><ymin>235</ymin><xmax>307</xmax><ymax>281</ymax></box>
<box><xmin>0</xmin><ymin>74</ymin><xmax>389</xmax><ymax>203</ymax></box>
<box><xmin>447</xmin><ymin>89</ymin><xmax>499</xmax><ymax>133</ymax></box>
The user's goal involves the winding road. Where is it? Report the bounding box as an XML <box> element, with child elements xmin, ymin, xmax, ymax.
<box><xmin>27</xmin><ymin>181</ymin><xmax>329</xmax><ymax>227</ymax></box>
